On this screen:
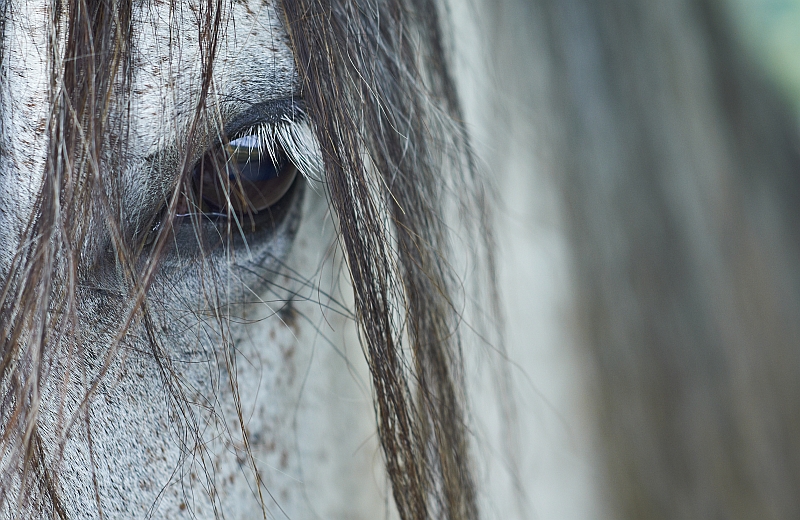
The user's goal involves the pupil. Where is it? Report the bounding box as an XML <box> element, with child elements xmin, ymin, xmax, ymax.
<box><xmin>191</xmin><ymin>133</ymin><xmax>298</xmax><ymax>218</ymax></box>
<box><xmin>227</xmin><ymin>136</ymin><xmax>286</xmax><ymax>182</ymax></box>
<box><xmin>228</xmin><ymin>155</ymin><xmax>284</xmax><ymax>182</ymax></box>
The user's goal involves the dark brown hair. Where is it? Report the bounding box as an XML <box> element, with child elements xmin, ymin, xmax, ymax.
<box><xmin>0</xmin><ymin>0</ymin><xmax>493</xmax><ymax>518</ymax></box>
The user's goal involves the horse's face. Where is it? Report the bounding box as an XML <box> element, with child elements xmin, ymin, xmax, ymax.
<box><xmin>2</xmin><ymin>1</ymin><xmax>385</xmax><ymax>518</ymax></box>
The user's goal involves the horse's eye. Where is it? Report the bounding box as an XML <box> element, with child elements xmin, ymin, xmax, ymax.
<box><xmin>192</xmin><ymin>134</ymin><xmax>297</xmax><ymax>217</ymax></box>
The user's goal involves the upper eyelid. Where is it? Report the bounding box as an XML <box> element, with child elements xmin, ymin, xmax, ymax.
<box><xmin>141</xmin><ymin>99</ymin><xmax>304</xmax><ymax>167</ymax></box>
<box><xmin>221</xmin><ymin>98</ymin><xmax>306</xmax><ymax>143</ymax></box>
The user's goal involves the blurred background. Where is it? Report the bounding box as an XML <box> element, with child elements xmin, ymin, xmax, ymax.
<box><xmin>454</xmin><ymin>1</ymin><xmax>800</xmax><ymax>518</ymax></box>
<box><xmin>728</xmin><ymin>0</ymin><xmax>800</xmax><ymax>109</ymax></box>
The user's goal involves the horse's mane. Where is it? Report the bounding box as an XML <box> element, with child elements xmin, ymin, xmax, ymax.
<box><xmin>0</xmin><ymin>0</ymin><xmax>492</xmax><ymax>518</ymax></box>
<box><xmin>501</xmin><ymin>0</ymin><xmax>800</xmax><ymax>517</ymax></box>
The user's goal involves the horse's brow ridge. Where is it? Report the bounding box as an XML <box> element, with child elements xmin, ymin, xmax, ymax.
<box><xmin>224</xmin><ymin>98</ymin><xmax>306</xmax><ymax>139</ymax></box>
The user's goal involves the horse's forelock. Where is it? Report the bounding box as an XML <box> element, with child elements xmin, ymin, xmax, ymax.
<box><xmin>0</xmin><ymin>0</ymin><xmax>492</xmax><ymax>517</ymax></box>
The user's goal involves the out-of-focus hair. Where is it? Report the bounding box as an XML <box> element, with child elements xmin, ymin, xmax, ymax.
<box><xmin>487</xmin><ymin>0</ymin><xmax>800</xmax><ymax>517</ymax></box>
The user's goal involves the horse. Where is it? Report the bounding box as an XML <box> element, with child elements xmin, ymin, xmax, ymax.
<box><xmin>3</xmin><ymin>0</ymin><xmax>800</xmax><ymax>518</ymax></box>
<box><xmin>0</xmin><ymin>0</ymin><xmax>494</xmax><ymax>516</ymax></box>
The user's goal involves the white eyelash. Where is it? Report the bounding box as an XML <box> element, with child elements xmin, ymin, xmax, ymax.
<box><xmin>240</xmin><ymin>118</ymin><xmax>325</xmax><ymax>185</ymax></box>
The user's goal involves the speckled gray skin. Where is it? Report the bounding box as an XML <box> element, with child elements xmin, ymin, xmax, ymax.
<box><xmin>0</xmin><ymin>1</ymin><xmax>390</xmax><ymax>518</ymax></box>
